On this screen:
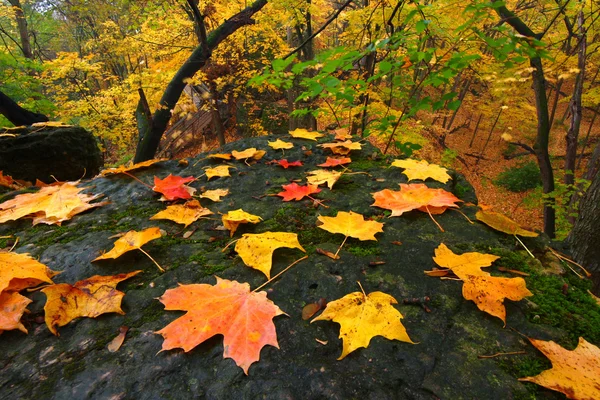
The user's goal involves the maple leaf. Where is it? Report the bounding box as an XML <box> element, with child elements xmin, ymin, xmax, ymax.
<box><xmin>42</xmin><ymin>271</ymin><xmax>141</xmax><ymax>335</ymax></box>
<box><xmin>153</xmin><ymin>174</ymin><xmax>196</xmax><ymax>201</ymax></box>
<box><xmin>150</xmin><ymin>200</ymin><xmax>213</xmax><ymax>227</ymax></box>
<box><xmin>306</xmin><ymin>169</ymin><xmax>343</xmax><ymax>189</ymax></box>
<box><xmin>222</xmin><ymin>209</ymin><xmax>262</xmax><ymax>237</ymax></box>
<box><xmin>318</xmin><ymin>157</ymin><xmax>352</xmax><ymax>168</ymax></box>
<box><xmin>317</xmin><ymin>211</ymin><xmax>384</xmax><ymax>258</ymax></box>
<box><xmin>231</xmin><ymin>148</ymin><xmax>266</xmax><ymax>161</ymax></box>
<box><xmin>319</xmin><ymin>140</ymin><xmax>362</xmax><ymax>155</ymax></box>
<box><xmin>371</xmin><ymin>183</ymin><xmax>461</xmax><ymax>217</ymax></box>
<box><xmin>274</xmin><ymin>159</ymin><xmax>303</xmax><ymax>169</ymax></box>
<box><xmin>93</xmin><ymin>227</ymin><xmax>163</xmax><ymax>271</ymax></box>
<box><xmin>234</xmin><ymin>232</ymin><xmax>305</xmax><ymax>278</ymax></box>
<box><xmin>206</xmin><ymin>153</ymin><xmax>232</xmax><ymax>160</ymax></box>
<box><xmin>277</xmin><ymin>183</ymin><xmax>321</xmax><ymax>201</ymax></box>
<box><xmin>0</xmin><ymin>292</ymin><xmax>32</xmax><ymax>333</ymax></box>
<box><xmin>519</xmin><ymin>337</ymin><xmax>600</xmax><ymax>400</ymax></box>
<box><xmin>0</xmin><ymin>182</ymin><xmax>107</xmax><ymax>225</ymax></box>
<box><xmin>430</xmin><ymin>243</ymin><xmax>499</xmax><ymax>279</ymax></box>
<box><xmin>100</xmin><ymin>158</ymin><xmax>168</xmax><ymax>176</ymax></box>
<box><xmin>311</xmin><ymin>285</ymin><xmax>414</xmax><ymax>359</ymax></box>
<box><xmin>0</xmin><ymin>251</ymin><xmax>58</xmax><ymax>293</ymax></box>
<box><xmin>0</xmin><ymin>171</ymin><xmax>25</xmax><ymax>190</ymax></box>
<box><xmin>156</xmin><ymin>277</ymin><xmax>284</xmax><ymax>374</ymax></box>
<box><xmin>391</xmin><ymin>158</ymin><xmax>451</xmax><ymax>183</ymax></box>
<box><xmin>205</xmin><ymin>165</ymin><xmax>232</xmax><ymax>180</ymax></box>
<box><xmin>268</xmin><ymin>139</ymin><xmax>294</xmax><ymax>150</ymax></box>
<box><xmin>333</xmin><ymin>130</ymin><xmax>353</xmax><ymax>141</ymax></box>
<box><xmin>289</xmin><ymin>128</ymin><xmax>324</xmax><ymax>141</ymax></box>
<box><xmin>462</xmin><ymin>275</ymin><xmax>532</xmax><ymax>324</ymax></box>
<box><xmin>476</xmin><ymin>209</ymin><xmax>538</xmax><ymax>237</ymax></box>
<box><xmin>199</xmin><ymin>188</ymin><xmax>229</xmax><ymax>202</ymax></box>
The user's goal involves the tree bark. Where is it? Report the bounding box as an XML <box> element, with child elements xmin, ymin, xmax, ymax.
<box><xmin>0</xmin><ymin>90</ymin><xmax>49</xmax><ymax>126</ymax></box>
<box><xmin>568</xmin><ymin>168</ymin><xmax>600</xmax><ymax>294</ymax></box>
<box><xmin>134</xmin><ymin>0</ymin><xmax>268</xmax><ymax>162</ymax></box>
<box><xmin>8</xmin><ymin>0</ymin><xmax>33</xmax><ymax>59</ymax></box>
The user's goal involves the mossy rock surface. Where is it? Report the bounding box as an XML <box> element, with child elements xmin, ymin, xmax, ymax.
<box><xmin>1</xmin><ymin>134</ymin><xmax>597</xmax><ymax>399</ymax></box>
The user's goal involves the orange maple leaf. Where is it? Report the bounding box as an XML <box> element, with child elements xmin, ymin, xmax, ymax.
<box><xmin>0</xmin><ymin>171</ymin><xmax>26</xmax><ymax>190</ymax></box>
<box><xmin>156</xmin><ymin>277</ymin><xmax>284</xmax><ymax>374</ymax></box>
<box><xmin>93</xmin><ymin>227</ymin><xmax>163</xmax><ymax>271</ymax></box>
<box><xmin>520</xmin><ymin>337</ymin><xmax>600</xmax><ymax>400</ymax></box>
<box><xmin>273</xmin><ymin>159</ymin><xmax>303</xmax><ymax>169</ymax></box>
<box><xmin>100</xmin><ymin>158</ymin><xmax>168</xmax><ymax>176</ymax></box>
<box><xmin>318</xmin><ymin>157</ymin><xmax>352</xmax><ymax>168</ymax></box>
<box><xmin>42</xmin><ymin>271</ymin><xmax>141</xmax><ymax>335</ymax></box>
<box><xmin>371</xmin><ymin>183</ymin><xmax>461</xmax><ymax>217</ymax></box>
<box><xmin>0</xmin><ymin>292</ymin><xmax>32</xmax><ymax>334</ymax></box>
<box><xmin>153</xmin><ymin>174</ymin><xmax>196</xmax><ymax>201</ymax></box>
<box><xmin>0</xmin><ymin>251</ymin><xmax>58</xmax><ymax>293</ymax></box>
<box><xmin>277</xmin><ymin>183</ymin><xmax>321</xmax><ymax>201</ymax></box>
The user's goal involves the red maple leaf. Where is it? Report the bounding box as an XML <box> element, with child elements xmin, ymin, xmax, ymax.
<box><xmin>153</xmin><ymin>174</ymin><xmax>196</xmax><ymax>201</ymax></box>
<box><xmin>274</xmin><ymin>159</ymin><xmax>303</xmax><ymax>169</ymax></box>
<box><xmin>277</xmin><ymin>182</ymin><xmax>321</xmax><ymax>201</ymax></box>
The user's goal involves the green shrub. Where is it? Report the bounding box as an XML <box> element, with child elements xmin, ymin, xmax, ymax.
<box><xmin>494</xmin><ymin>161</ymin><xmax>542</xmax><ymax>192</ymax></box>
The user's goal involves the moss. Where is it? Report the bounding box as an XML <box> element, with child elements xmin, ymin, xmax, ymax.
<box><xmin>62</xmin><ymin>359</ymin><xmax>86</xmax><ymax>380</ymax></box>
<box><xmin>188</xmin><ymin>253</ymin><xmax>207</xmax><ymax>264</ymax></box>
<box><xmin>346</xmin><ymin>241</ymin><xmax>380</xmax><ymax>256</ymax></box>
<box><xmin>203</xmin><ymin>264</ymin><xmax>229</xmax><ymax>275</ymax></box>
<box><xmin>0</xmin><ymin>236</ymin><xmax>10</xmax><ymax>249</ymax></box>
<box><xmin>496</xmin><ymin>355</ymin><xmax>551</xmax><ymax>398</ymax></box>
<box><xmin>453</xmin><ymin>182</ymin><xmax>470</xmax><ymax>199</ymax></box>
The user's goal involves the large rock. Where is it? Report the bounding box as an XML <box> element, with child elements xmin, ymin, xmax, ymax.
<box><xmin>0</xmin><ymin>125</ymin><xmax>102</xmax><ymax>183</ymax></box>
<box><xmin>0</xmin><ymin>135</ymin><xmax>597</xmax><ymax>399</ymax></box>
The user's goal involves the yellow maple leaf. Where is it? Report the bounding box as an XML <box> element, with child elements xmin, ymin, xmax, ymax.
<box><xmin>199</xmin><ymin>188</ymin><xmax>229</xmax><ymax>202</ymax></box>
<box><xmin>268</xmin><ymin>139</ymin><xmax>294</xmax><ymax>150</ymax></box>
<box><xmin>306</xmin><ymin>169</ymin><xmax>343</xmax><ymax>189</ymax></box>
<box><xmin>391</xmin><ymin>158</ymin><xmax>451</xmax><ymax>183</ymax></box>
<box><xmin>42</xmin><ymin>271</ymin><xmax>141</xmax><ymax>335</ymax></box>
<box><xmin>0</xmin><ymin>252</ymin><xmax>58</xmax><ymax>293</ymax></box>
<box><xmin>462</xmin><ymin>275</ymin><xmax>532</xmax><ymax>324</ymax></box>
<box><xmin>519</xmin><ymin>337</ymin><xmax>600</xmax><ymax>400</ymax></box>
<box><xmin>317</xmin><ymin>211</ymin><xmax>383</xmax><ymax>259</ymax></box>
<box><xmin>0</xmin><ymin>292</ymin><xmax>32</xmax><ymax>334</ymax></box>
<box><xmin>289</xmin><ymin>128</ymin><xmax>324</xmax><ymax>141</ymax></box>
<box><xmin>150</xmin><ymin>200</ymin><xmax>213</xmax><ymax>227</ymax></box>
<box><xmin>206</xmin><ymin>153</ymin><xmax>232</xmax><ymax>160</ymax></box>
<box><xmin>234</xmin><ymin>232</ymin><xmax>305</xmax><ymax>278</ymax></box>
<box><xmin>93</xmin><ymin>227</ymin><xmax>163</xmax><ymax>271</ymax></box>
<box><xmin>205</xmin><ymin>165</ymin><xmax>233</xmax><ymax>180</ymax></box>
<box><xmin>311</xmin><ymin>285</ymin><xmax>414</xmax><ymax>359</ymax></box>
<box><xmin>333</xmin><ymin>129</ymin><xmax>352</xmax><ymax>141</ymax></box>
<box><xmin>100</xmin><ymin>158</ymin><xmax>168</xmax><ymax>176</ymax></box>
<box><xmin>222</xmin><ymin>209</ymin><xmax>262</xmax><ymax>237</ymax></box>
<box><xmin>231</xmin><ymin>148</ymin><xmax>266</xmax><ymax>160</ymax></box>
<box><xmin>319</xmin><ymin>140</ymin><xmax>362</xmax><ymax>155</ymax></box>
<box><xmin>431</xmin><ymin>243</ymin><xmax>499</xmax><ymax>279</ymax></box>
<box><xmin>476</xmin><ymin>209</ymin><xmax>538</xmax><ymax>237</ymax></box>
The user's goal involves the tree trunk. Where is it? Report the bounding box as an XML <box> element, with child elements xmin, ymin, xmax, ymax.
<box><xmin>0</xmin><ymin>90</ymin><xmax>49</xmax><ymax>127</ymax></box>
<box><xmin>134</xmin><ymin>0</ymin><xmax>267</xmax><ymax>162</ymax></box>
<box><xmin>568</xmin><ymin>168</ymin><xmax>600</xmax><ymax>294</ymax></box>
<box><xmin>8</xmin><ymin>0</ymin><xmax>33</xmax><ymax>59</ymax></box>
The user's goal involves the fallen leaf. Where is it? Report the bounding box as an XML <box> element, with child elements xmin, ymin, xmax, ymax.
<box><xmin>476</xmin><ymin>209</ymin><xmax>539</xmax><ymax>237</ymax></box>
<box><xmin>107</xmin><ymin>326</ymin><xmax>129</xmax><ymax>352</ymax></box>
<box><xmin>199</xmin><ymin>188</ymin><xmax>229</xmax><ymax>202</ymax></box>
<box><xmin>0</xmin><ymin>252</ymin><xmax>58</xmax><ymax>293</ymax></box>
<box><xmin>150</xmin><ymin>200</ymin><xmax>213</xmax><ymax>227</ymax></box>
<box><xmin>316</xmin><ymin>247</ymin><xmax>340</xmax><ymax>260</ymax></box>
<box><xmin>42</xmin><ymin>271</ymin><xmax>141</xmax><ymax>335</ymax></box>
<box><xmin>391</xmin><ymin>158</ymin><xmax>451</xmax><ymax>183</ymax></box>
<box><xmin>319</xmin><ymin>140</ymin><xmax>362</xmax><ymax>155</ymax></box>
<box><xmin>93</xmin><ymin>227</ymin><xmax>162</xmax><ymax>263</ymax></box>
<box><xmin>519</xmin><ymin>337</ymin><xmax>600</xmax><ymax>400</ymax></box>
<box><xmin>334</xmin><ymin>130</ymin><xmax>352</xmax><ymax>141</ymax></box>
<box><xmin>0</xmin><ymin>292</ymin><xmax>32</xmax><ymax>333</ymax></box>
<box><xmin>317</xmin><ymin>211</ymin><xmax>383</xmax><ymax>241</ymax></box>
<box><xmin>100</xmin><ymin>158</ymin><xmax>168</xmax><ymax>176</ymax></box>
<box><xmin>156</xmin><ymin>277</ymin><xmax>284</xmax><ymax>374</ymax></box>
<box><xmin>274</xmin><ymin>159</ymin><xmax>303</xmax><ymax>169</ymax></box>
<box><xmin>432</xmin><ymin>243</ymin><xmax>499</xmax><ymax>279</ymax></box>
<box><xmin>222</xmin><ymin>209</ymin><xmax>262</xmax><ymax>237</ymax></box>
<box><xmin>311</xmin><ymin>287</ymin><xmax>414</xmax><ymax>359</ymax></box>
<box><xmin>306</xmin><ymin>169</ymin><xmax>343</xmax><ymax>189</ymax></box>
<box><xmin>232</xmin><ymin>148</ymin><xmax>266</xmax><ymax>160</ymax></box>
<box><xmin>371</xmin><ymin>183</ymin><xmax>461</xmax><ymax>217</ymax></box>
<box><xmin>0</xmin><ymin>171</ymin><xmax>25</xmax><ymax>190</ymax></box>
<box><xmin>277</xmin><ymin>183</ymin><xmax>321</xmax><ymax>201</ymax></box>
<box><xmin>318</xmin><ymin>157</ymin><xmax>352</xmax><ymax>167</ymax></box>
<box><xmin>153</xmin><ymin>174</ymin><xmax>196</xmax><ymax>201</ymax></box>
<box><xmin>206</xmin><ymin>153</ymin><xmax>232</xmax><ymax>160</ymax></box>
<box><xmin>289</xmin><ymin>128</ymin><xmax>324</xmax><ymax>141</ymax></box>
<box><xmin>302</xmin><ymin>303</ymin><xmax>322</xmax><ymax>320</ymax></box>
<box><xmin>234</xmin><ymin>232</ymin><xmax>305</xmax><ymax>278</ymax></box>
<box><xmin>205</xmin><ymin>165</ymin><xmax>232</xmax><ymax>180</ymax></box>
<box><xmin>462</xmin><ymin>275</ymin><xmax>532</xmax><ymax>324</ymax></box>
<box><xmin>268</xmin><ymin>139</ymin><xmax>294</xmax><ymax>150</ymax></box>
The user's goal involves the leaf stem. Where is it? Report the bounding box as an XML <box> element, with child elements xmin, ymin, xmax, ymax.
<box><xmin>514</xmin><ymin>235</ymin><xmax>534</xmax><ymax>259</ymax></box>
<box><xmin>123</xmin><ymin>172</ymin><xmax>153</xmax><ymax>189</ymax></box>
<box><xmin>333</xmin><ymin>235</ymin><xmax>349</xmax><ymax>258</ymax></box>
<box><xmin>221</xmin><ymin>238</ymin><xmax>239</xmax><ymax>252</ymax></box>
<box><xmin>307</xmin><ymin>195</ymin><xmax>329</xmax><ymax>208</ymax></box>
<box><xmin>253</xmin><ymin>255</ymin><xmax>309</xmax><ymax>292</ymax></box>
<box><xmin>425</xmin><ymin>206</ymin><xmax>444</xmax><ymax>232</ymax></box>
<box><xmin>138</xmin><ymin>247</ymin><xmax>165</xmax><ymax>272</ymax></box>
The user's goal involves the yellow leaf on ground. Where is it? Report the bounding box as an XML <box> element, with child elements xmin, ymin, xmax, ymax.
<box><xmin>150</xmin><ymin>200</ymin><xmax>213</xmax><ymax>227</ymax></box>
<box><xmin>206</xmin><ymin>153</ymin><xmax>232</xmax><ymax>160</ymax></box>
<box><xmin>268</xmin><ymin>139</ymin><xmax>294</xmax><ymax>150</ymax></box>
<box><xmin>319</xmin><ymin>140</ymin><xmax>362</xmax><ymax>155</ymax></box>
<box><xmin>462</xmin><ymin>275</ymin><xmax>532</xmax><ymax>324</ymax></box>
<box><xmin>0</xmin><ymin>292</ymin><xmax>32</xmax><ymax>333</ymax></box>
<box><xmin>199</xmin><ymin>188</ymin><xmax>229</xmax><ymax>202</ymax></box>
<box><xmin>100</xmin><ymin>158</ymin><xmax>168</xmax><ymax>176</ymax></box>
<box><xmin>93</xmin><ymin>227</ymin><xmax>162</xmax><ymax>261</ymax></box>
<box><xmin>306</xmin><ymin>169</ymin><xmax>343</xmax><ymax>189</ymax></box>
<box><xmin>476</xmin><ymin>209</ymin><xmax>538</xmax><ymax>237</ymax></box>
<box><xmin>519</xmin><ymin>337</ymin><xmax>600</xmax><ymax>400</ymax></box>
<box><xmin>391</xmin><ymin>158</ymin><xmax>451</xmax><ymax>183</ymax></box>
<box><xmin>334</xmin><ymin>130</ymin><xmax>352</xmax><ymax>141</ymax></box>
<box><xmin>205</xmin><ymin>165</ymin><xmax>232</xmax><ymax>180</ymax></box>
<box><xmin>0</xmin><ymin>252</ymin><xmax>58</xmax><ymax>293</ymax></box>
<box><xmin>311</xmin><ymin>288</ymin><xmax>414</xmax><ymax>359</ymax></box>
<box><xmin>234</xmin><ymin>232</ymin><xmax>305</xmax><ymax>278</ymax></box>
<box><xmin>232</xmin><ymin>148</ymin><xmax>266</xmax><ymax>160</ymax></box>
<box><xmin>317</xmin><ymin>211</ymin><xmax>383</xmax><ymax>241</ymax></box>
<box><xmin>222</xmin><ymin>209</ymin><xmax>262</xmax><ymax>237</ymax></box>
<box><xmin>42</xmin><ymin>271</ymin><xmax>141</xmax><ymax>335</ymax></box>
<box><xmin>289</xmin><ymin>128</ymin><xmax>324</xmax><ymax>141</ymax></box>
<box><xmin>432</xmin><ymin>243</ymin><xmax>499</xmax><ymax>279</ymax></box>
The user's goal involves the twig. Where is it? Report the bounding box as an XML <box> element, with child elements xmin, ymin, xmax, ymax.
<box><xmin>334</xmin><ymin>236</ymin><xmax>349</xmax><ymax>259</ymax></box>
<box><xmin>138</xmin><ymin>248</ymin><xmax>165</xmax><ymax>272</ymax></box>
<box><xmin>253</xmin><ymin>255</ymin><xmax>309</xmax><ymax>292</ymax></box>
<box><xmin>478</xmin><ymin>351</ymin><xmax>526</xmax><ymax>359</ymax></box>
<box><xmin>548</xmin><ymin>247</ymin><xmax>591</xmax><ymax>277</ymax></box>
